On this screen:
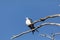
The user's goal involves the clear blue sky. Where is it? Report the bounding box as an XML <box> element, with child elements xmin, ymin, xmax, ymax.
<box><xmin>0</xmin><ymin>0</ymin><xmax>60</xmax><ymax>40</ymax></box>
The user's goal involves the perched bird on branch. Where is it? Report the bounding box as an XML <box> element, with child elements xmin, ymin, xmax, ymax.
<box><xmin>26</xmin><ymin>17</ymin><xmax>39</xmax><ymax>34</ymax></box>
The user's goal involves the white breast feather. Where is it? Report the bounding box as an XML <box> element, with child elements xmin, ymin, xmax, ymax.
<box><xmin>26</xmin><ymin>19</ymin><xmax>31</xmax><ymax>25</ymax></box>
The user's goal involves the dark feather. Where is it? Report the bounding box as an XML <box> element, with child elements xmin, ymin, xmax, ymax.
<box><xmin>27</xmin><ymin>17</ymin><xmax>39</xmax><ymax>34</ymax></box>
<box><xmin>28</xmin><ymin>24</ymin><xmax>39</xmax><ymax>34</ymax></box>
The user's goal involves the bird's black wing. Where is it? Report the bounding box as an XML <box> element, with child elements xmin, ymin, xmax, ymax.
<box><xmin>28</xmin><ymin>18</ymin><xmax>33</xmax><ymax>23</ymax></box>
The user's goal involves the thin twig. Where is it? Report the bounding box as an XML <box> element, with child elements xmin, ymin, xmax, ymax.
<box><xmin>40</xmin><ymin>34</ymin><xmax>53</xmax><ymax>40</ymax></box>
<box><xmin>51</xmin><ymin>32</ymin><xmax>60</xmax><ymax>40</ymax></box>
<box><xmin>51</xmin><ymin>32</ymin><xmax>60</xmax><ymax>38</ymax></box>
<box><xmin>11</xmin><ymin>22</ymin><xmax>60</xmax><ymax>39</ymax></box>
<box><xmin>40</xmin><ymin>32</ymin><xmax>60</xmax><ymax>40</ymax></box>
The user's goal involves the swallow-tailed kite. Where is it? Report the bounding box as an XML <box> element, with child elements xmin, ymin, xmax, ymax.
<box><xmin>26</xmin><ymin>17</ymin><xmax>38</xmax><ymax>34</ymax></box>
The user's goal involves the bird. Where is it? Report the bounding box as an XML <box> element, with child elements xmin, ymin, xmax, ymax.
<box><xmin>26</xmin><ymin>17</ymin><xmax>39</xmax><ymax>34</ymax></box>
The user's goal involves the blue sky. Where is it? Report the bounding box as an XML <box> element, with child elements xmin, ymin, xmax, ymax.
<box><xmin>0</xmin><ymin>0</ymin><xmax>60</xmax><ymax>40</ymax></box>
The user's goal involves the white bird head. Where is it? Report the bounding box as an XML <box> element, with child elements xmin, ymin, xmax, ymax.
<box><xmin>26</xmin><ymin>17</ymin><xmax>32</xmax><ymax>25</ymax></box>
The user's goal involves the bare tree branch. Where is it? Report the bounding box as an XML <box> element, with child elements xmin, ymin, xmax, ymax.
<box><xmin>11</xmin><ymin>14</ymin><xmax>60</xmax><ymax>39</ymax></box>
<box><xmin>40</xmin><ymin>32</ymin><xmax>60</xmax><ymax>40</ymax></box>
<box><xmin>33</xmin><ymin>14</ymin><xmax>60</xmax><ymax>24</ymax></box>
<box><xmin>40</xmin><ymin>34</ymin><xmax>54</xmax><ymax>40</ymax></box>
<box><xmin>51</xmin><ymin>32</ymin><xmax>60</xmax><ymax>38</ymax></box>
<box><xmin>11</xmin><ymin>22</ymin><xmax>60</xmax><ymax>39</ymax></box>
